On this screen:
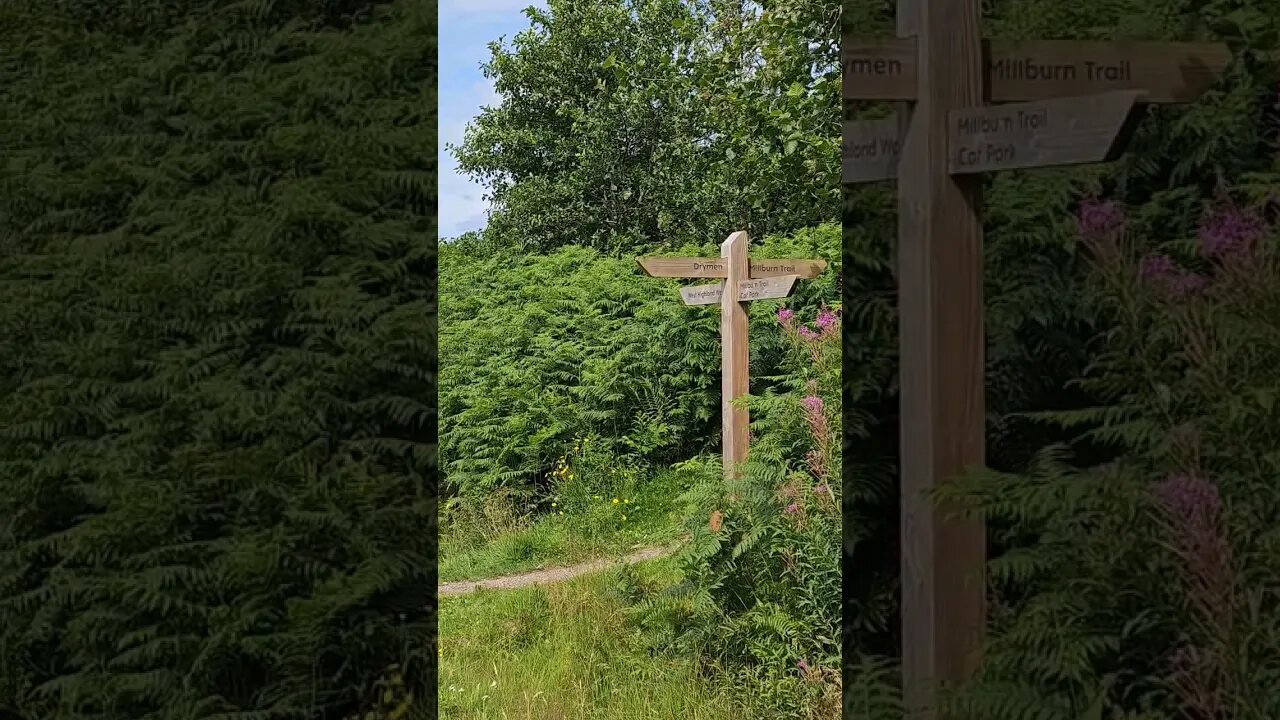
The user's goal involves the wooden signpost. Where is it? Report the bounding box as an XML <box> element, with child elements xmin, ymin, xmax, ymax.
<box><xmin>637</xmin><ymin>232</ymin><xmax>827</xmax><ymax>481</ymax></box>
<box><xmin>844</xmin><ymin>5</ymin><xmax>1229</xmax><ymax>717</ymax></box>
<box><xmin>843</xmin><ymin>37</ymin><xmax>1232</xmax><ymax>103</ymax></box>
<box><xmin>678</xmin><ymin>275</ymin><xmax>800</xmax><ymax>305</ymax></box>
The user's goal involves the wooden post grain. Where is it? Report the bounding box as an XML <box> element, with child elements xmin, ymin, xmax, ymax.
<box><xmin>720</xmin><ymin>231</ymin><xmax>750</xmax><ymax>480</ymax></box>
<box><xmin>896</xmin><ymin>0</ymin><xmax>987</xmax><ymax>715</ymax></box>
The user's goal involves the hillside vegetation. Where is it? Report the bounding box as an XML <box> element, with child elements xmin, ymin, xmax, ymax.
<box><xmin>1</xmin><ymin>2</ymin><xmax>436</xmax><ymax>718</ymax></box>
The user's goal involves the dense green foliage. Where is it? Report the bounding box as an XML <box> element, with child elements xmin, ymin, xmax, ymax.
<box><xmin>0</xmin><ymin>3</ymin><xmax>436</xmax><ymax>718</ymax></box>
<box><xmin>632</xmin><ymin>306</ymin><xmax>844</xmax><ymax>718</ymax></box>
<box><xmin>939</xmin><ymin>200</ymin><xmax>1280</xmax><ymax>720</ymax></box>
<box><xmin>438</xmin><ymin>225</ymin><xmax>839</xmax><ymax>504</ymax></box>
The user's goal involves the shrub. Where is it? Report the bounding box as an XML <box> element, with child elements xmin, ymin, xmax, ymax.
<box><xmin>636</xmin><ymin>305</ymin><xmax>843</xmax><ymax>719</ymax></box>
<box><xmin>940</xmin><ymin>196</ymin><xmax>1280</xmax><ymax>719</ymax></box>
<box><xmin>0</xmin><ymin>4</ymin><xmax>437</xmax><ymax>717</ymax></box>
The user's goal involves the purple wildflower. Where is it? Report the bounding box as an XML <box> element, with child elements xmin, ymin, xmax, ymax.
<box><xmin>814</xmin><ymin>484</ymin><xmax>830</xmax><ymax>495</ymax></box>
<box><xmin>801</xmin><ymin>395</ymin><xmax>829</xmax><ymax>478</ymax></box>
<box><xmin>785</xmin><ymin>502</ymin><xmax>799</xmax><ymax>514</ymax></box>
<box><xmin>1139</xmin><ymin>253</ymin><xmax>1176</xmax><ymax>281</ymax></box>
<box><xmin>797</xmin><ymin>326</ymin><xmax>818</xmax><ymax>341</ymax></box>
<box><xmin>1154</xmin><ymin>473</ymin><xmax>1222</xmax><ymax>522</ymax></box>
<box><xmin>815</xmin><ymin>308</ymin><xmax>838</xmax><ymax>329</ymax></box>
<box><xmin>1153</xmin><ymin>473</ymin><xmax>1232</xmax><ymax>629</ymax></box>
<box><xmin>777</xmin><ymin>308</ymin><xmax>795</xmax><ymax>327</ymax></box>
<box><xmin>802</xmin><ymin>396</ymin><xmax>827</xmax><ymax>440</ymax></box>
<box><xmin>1197</xmin><ymin>204</ymin><xmax>1264</xmax><ymax>261</ymax></box>
<box><xmin>796</xmin><ymin>658</ymin><xmax>809</xmax><ymax>673</ymax></box>
<box><xmin>1076</xmin><ymin>198</ymin><xmax>1126</xmax><ymax>239</ymax></box>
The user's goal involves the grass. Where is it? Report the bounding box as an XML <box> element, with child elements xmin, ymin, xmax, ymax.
<box><xmin>439</xmin><ymin>468</ymin><xmax>688</xmax><ymax>583</ymax></box>
<box><xmin>437</xmin><ymin>556</ymin><xmax>741</xmax><ymax>720</ymax></box>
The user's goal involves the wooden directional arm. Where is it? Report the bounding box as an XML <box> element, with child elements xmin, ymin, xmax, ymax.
<box><xmin>843</xmin><ymin>36</ymin><xmax>1231</xmax><ymax>104</ymax></box>
<box><xmin>636</xmin><ymin>256</ymin><xmax>827</xmax><ymax>280</ymax></box>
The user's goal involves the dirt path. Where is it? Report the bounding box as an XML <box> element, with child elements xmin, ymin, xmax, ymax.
<box><xmin>437</xmin><ymin>544</ymin><xmax>680</xmax><ymax>598</ymax></box>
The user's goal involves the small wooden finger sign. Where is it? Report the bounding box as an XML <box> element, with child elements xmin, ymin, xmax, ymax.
<box><xmin>678</xmin><ymin>275</ymin><xmax>800</xmax><ymax>306</ymax></box>
<box><xmin>636</xmin><ymin>256</ymin><xmax>827</xmax><ymax>280</ymax></box>
<box><xmin>638</xmin><ymin>233</ymin><xmax>826</xmax><ymax>480</ymax></box>
<box><xmin>948</xmin><ymin>90</ymin><xmax>1144</xmax><ymax>174</ymax></box>
<box><xmin>842</xmin><ymin>36</ymin><xmax>1231</xmax><ymax>104</ymax></box>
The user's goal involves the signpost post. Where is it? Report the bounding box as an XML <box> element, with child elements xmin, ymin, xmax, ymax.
<box><xmin>637</xmin><ymin>231</ymin><xmax>828</xmax><ymax>481</ymax></box>
<box><xmin>843</xmin><ymin>6</ymin><xmax>1229</xmax><ymax>717</ymax></box>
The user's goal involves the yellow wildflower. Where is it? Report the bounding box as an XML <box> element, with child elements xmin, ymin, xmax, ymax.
<box><xmin>612</xmin><ymin>498</ymin><xmax>619</xmax><ymax>505</ymax></box>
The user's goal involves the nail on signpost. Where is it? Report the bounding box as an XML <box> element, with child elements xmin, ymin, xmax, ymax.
<box><xmin>637</xmin><ymin>232</ymin><xmax>826</xmax><ymax>481</ymax></box>
<box><xmin>842</xmin><ymin>5</ymin><xmax>1228</xmax><ymax>718</ymax></box>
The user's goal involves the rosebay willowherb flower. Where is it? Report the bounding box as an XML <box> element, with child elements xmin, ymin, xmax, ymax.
<box><xmin>1197</xmin><ymin>203</ymin><xmax>1265</xmax><ymax>262</ymax></box>
<box><xmin>1154</xmin><ymin>472</ymin><xmax>1222</xmax><ymax>522</ymax></box>
<box><xmin>801</xmin><ymin>395</ymin><xmax>829</xmax><ymax>479</ymax></box>
<box><xmin>1153</xmin><ymin>473</ymin><xmax>1233</xmax><ymax>635</ymax></box>
<box><xmin>1138</xmin><ymin>254</ymin><xmax>1210</xmax><ymax>298</ymax></box>
<box><xmin>777</xmin><ymin>307</ymin><xmax>794</xmax><ymax>328</ymax></box>
<box><xmin>1076</xmin><ymin>197</ymin><xmax>1126</xmax><ymax>239</ymax></box>
<box><xmin>1140</xmin><ymin>253</ymin><xmax>1177</xmax><ymax>281</ymax></box>
<box><xmin>802</xmin><ymin>395</ymin><xmax>826</xmax><ymax>438</ymax></box>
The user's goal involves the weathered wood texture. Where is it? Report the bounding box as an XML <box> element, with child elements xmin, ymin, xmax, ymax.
<box><xmin>636</xmin><ymin>256</ymin><xmax>827</xmax><ymax>279</ymax></box>
<box><xmin>947</xmin><ymin>90</ymin><xmax>1143</xmax><ymax>174</ymax></box>
<box><xmin>843</xmin><ymin>37</ymin><xmax>1230</xmax><ymax>103</ymax></box>
<box><xmin>719</xmin><ymin>232</ymin><xmax>750</xmax><ymax>481</ymax></box>
<box><xmin>895</xmin><ymin>0</ymin><xmax>987</xmax><ymax>716</ymax></box>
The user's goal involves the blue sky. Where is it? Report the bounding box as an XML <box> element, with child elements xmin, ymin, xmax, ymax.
<box><xmin>438</xmin><ymin>0</ymin><xmax>546</xmax><ymax>240</ymax></box>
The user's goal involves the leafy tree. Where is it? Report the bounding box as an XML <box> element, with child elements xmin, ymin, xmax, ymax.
<box><xmin>453</xmin><ymin>0</ymin><xmax>840</xmax><ymax>254</ymax></box>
